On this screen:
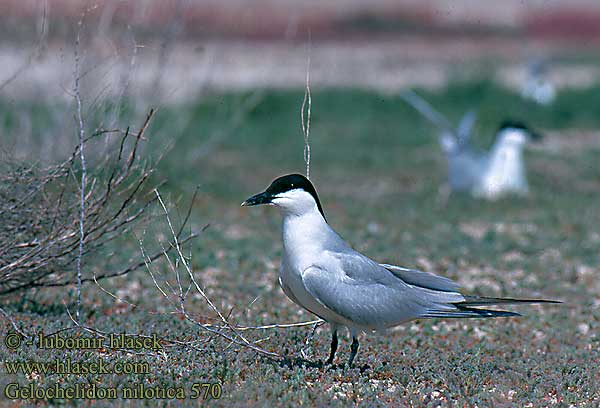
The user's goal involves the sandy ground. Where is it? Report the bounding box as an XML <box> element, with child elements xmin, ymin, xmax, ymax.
<box><xmin>1</xmin><ymin>37</ymin><xmax>600</xmax><ymax>105</ymax></box>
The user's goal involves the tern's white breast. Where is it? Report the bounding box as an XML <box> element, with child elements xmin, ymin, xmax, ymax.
<box><xmin>474</xmin><ymin>143</ymin><xmax>528</xmax><ymax>199</ymax></box>
<box><xmin>278</xmin><ymin>211</ymin><xmax>354</xmax><ymax>326</ymax></box>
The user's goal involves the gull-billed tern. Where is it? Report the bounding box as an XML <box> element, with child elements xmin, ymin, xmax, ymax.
<box><xmin>242</xmin><ymin>174</ymin><xmax>558</xmax><ymax>367</ymax></box>
<box><xmin>401</xmin><ymin>90</ymin><xmax>543</xmax><ymax>200</ymax></box>
<box><xmin>444</xmin><ymin>120</ymin><xmax>543</xmax><ymax>199</ymax></box>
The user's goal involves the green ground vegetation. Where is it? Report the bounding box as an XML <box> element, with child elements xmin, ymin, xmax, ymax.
<box><xmin>1</xmin><ymin>81</ymin><xmax>599</xmax><ymax>406</ymax></box>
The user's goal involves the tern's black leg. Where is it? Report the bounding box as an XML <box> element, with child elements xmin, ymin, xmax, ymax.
<box><xmin>347</xmin><ymin>336</ymin><xmax>359</xmax><ymax>367</ymax></box>
<box><xmin>325</xmin><ymin>329</ymin><xmax>338</xmax><ymax>365</ymax></box>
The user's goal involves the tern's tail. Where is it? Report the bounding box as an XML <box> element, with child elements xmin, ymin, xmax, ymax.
<box><xmin>423</xmin><ymin>296</ymin><xmax>561</xmax><ymax>319</ymax></box>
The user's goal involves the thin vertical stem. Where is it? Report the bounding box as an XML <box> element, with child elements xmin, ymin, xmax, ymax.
<box><xmin>74</xmin><ymin>16</ymin><xmax>86</xmax><ymax>322</ymax></box>
<box><xmin>300</xmin><ymin>36</ymin><xmax>312</xmax><ymax>179</ymax></box>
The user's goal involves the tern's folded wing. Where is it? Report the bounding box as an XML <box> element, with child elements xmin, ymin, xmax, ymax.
<box><xmin>301</xmin><ymin>265</ymin><xmax>463</xmax><ymax>329</ymax></box>
<box><xmin>381</xmin><ymin>264</ymin><xmax>461</xmax><ymax>292</ymax></box>
<box><xmin>328</xmin><ymin>249</ymin><xmax>460</xmax><ymax>293</ymax></box>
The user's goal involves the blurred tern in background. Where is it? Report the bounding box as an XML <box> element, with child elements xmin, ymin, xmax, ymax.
<box><xmin>521</xmin><ymin>57</ymin><xmax>556</xmax><ymax>105</ymax></box>
<box><xmin>242</xmin><ymin>174</ymin><xmax>558</xmax><ymax>367</ymax></box>
<box><xmin>401</xmin><ymin>90</ymin><xmax>543</xmax><ymax>200</ymax></box>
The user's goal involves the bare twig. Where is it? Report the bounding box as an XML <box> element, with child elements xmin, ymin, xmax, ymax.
<box><xmin>300</xmin><ymin>37</ymin><xmax>312</xmax><ymax>179</ymax></box>
<box><xmin>74</xmin><ymin>10</ymin><xmax>88</xmax><ymax>322</ymax></box>
<box><xmin>0</xmin><ymin>1</ymin><xmax>47</xmax><ymax>92</ymax></box>
<box><xmin>0</xmin><ymin>110</ymin><xmax>160</xmax><ymax>296</ymax></box>
<box><xmin>0</xmin><ymin>307</ymin><xmax>28</xmax><ymax>338</ymax></box>
<box><xmin>154</xmin><ymin>191</ymin><xmax>246</xmax><ymax>339</ymax></box>
<box><xmin>63</xmin><ymin>304</ymin><xmax>168</xmax><ymax>360</ymax></box>
<box><xmin>208</xmin><ymin>319</ymin><xmax>323</xmax><ymax>332</ymax></box>
<box><xmin>300</xmin><ymin>320</ymin><xmax>324</xmax><ymax>359</ymax></box>
<box><xmin>140</xmin><ymin>190</ymin><xmax>283</xmax><ymax>359</ymax></box>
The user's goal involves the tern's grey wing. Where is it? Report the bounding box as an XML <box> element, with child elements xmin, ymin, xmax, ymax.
<box><xmin>447</xmin><ymin>147</ymin><xmax>488</xmax><ymax>191</ymax></box>
<box><xmin>381</xmin><ymin>264</ymin><xmax>460</xmax><ymax>292</ymax></box>
<box><xmin>456</xmin><ymin>110</ymin><xmax>477</xmax><ymax>147</ymax></box>
<box><xmin>301</xmin><ymin>256</ymin><xmax>465</xmax><ymax>329</ymax></box>
<box><xmin>439</xmin><ymin>111</ymin><xmax>476</xmax><ymax>154</ymax></box>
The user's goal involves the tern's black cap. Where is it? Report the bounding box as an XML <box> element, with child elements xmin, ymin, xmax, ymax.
<box><xmin>243</xmin><ymin>174</ymin><xmax>325</xmax><ymax>218</ymax></box>
<box><xmin>498</xmin><ymin>120</ymin><xmax>543</xmax><ymax>141</ymax></box>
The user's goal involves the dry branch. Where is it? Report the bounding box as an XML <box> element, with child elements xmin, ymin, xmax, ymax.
<box><xmin>0</xmin><ymin>110</ymin><xmax>164</xmax><ymax>296</ymax></box>
<box><xmin>74</xmin><ymin>9</ymin><xmax>87</xmax><ymax>321</ymax></box>
<box><xmin>131</xmin><ymin>190</ymin><xmax>289</xmax><ymax>359</ymax></box>
<box><xmin>131</xmin><ymin>189</ymin><xmax>326</xmax><ymax>362</ymax></box>
<box><xmin>0</xmin><ymin>1</ymin><xmax>47</xmax><ymax>92</ymax></box>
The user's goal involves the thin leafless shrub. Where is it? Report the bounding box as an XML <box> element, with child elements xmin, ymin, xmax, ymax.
<box><xmin>122</xmin><ymin>189</ymin><xmax>321</xmax><ymax>361</ymax></box>
<box><xmin>0</xmin><ymin>109</ymin><xmax>189</xmax><ymax>296</ymax></box>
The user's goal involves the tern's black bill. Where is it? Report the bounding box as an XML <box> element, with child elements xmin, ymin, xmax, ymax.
<box><xmin>529</xmin><ymin>130</ymin><xmax>544</xmax><ymax>142</ymax></box>
<box><xmin>241</xmin><ymin>191</ymin><xmax>271</xmax><ymax>207</ymax></box>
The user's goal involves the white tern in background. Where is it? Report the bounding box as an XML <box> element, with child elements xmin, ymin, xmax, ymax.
<box><xmin>401</xmin><ymin>90</ymin><xmax>543</xmax><ymax>200</ymax></box>
<box><xmin>444</xmin><ymin>120</ymin><xmax>543</xmax><ymax>200</ymax></box>
<box><xmin>242</xmin><ymin>174</ymin><xmax>558</xmax><ymax>367</ymax></box>
<box><xmin>521</xmin><ymin>57</ymin><xmax>556</xmax><ymax>106</ymax></box>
